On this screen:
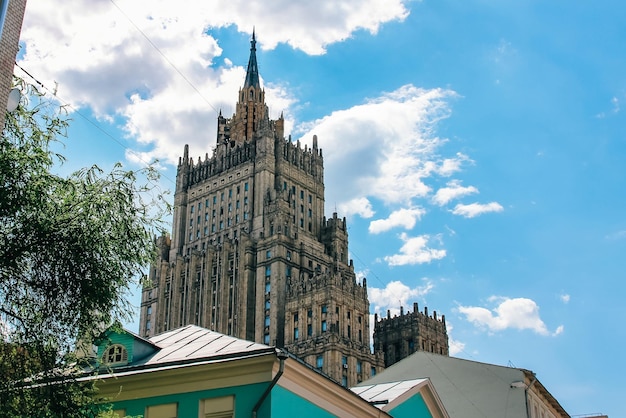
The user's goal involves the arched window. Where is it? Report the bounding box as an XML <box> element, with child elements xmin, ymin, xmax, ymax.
<box><xmin>102</xmin><ymin>344</ymin><xmax>128</xmax><ymax>365</ymax></box>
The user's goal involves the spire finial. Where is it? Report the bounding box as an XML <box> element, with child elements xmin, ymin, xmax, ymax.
<box><xmin>244</xmin><ymin>29</ymin><xmax>261</xmax><ymax>89</ymax></box>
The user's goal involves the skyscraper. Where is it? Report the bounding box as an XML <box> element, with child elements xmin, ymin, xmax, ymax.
<box><xmin>139</xmin><ymin>32</ymin><xmax>384</xmax><ymax>386</ymax></box>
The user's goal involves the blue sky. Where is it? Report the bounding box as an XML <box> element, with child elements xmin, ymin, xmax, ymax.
<box><xmin>17</xmin><ymin>1</ymin><xmax>625</xmax><ymax>415</ymax></box>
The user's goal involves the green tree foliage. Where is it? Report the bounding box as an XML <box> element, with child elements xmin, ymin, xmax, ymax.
<box><xmin>0</xmin><ymin>78</ymin><xmax>167</xmax><ymax>417</ymax></box>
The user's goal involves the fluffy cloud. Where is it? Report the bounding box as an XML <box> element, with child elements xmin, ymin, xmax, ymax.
<box><xmin>368</xmin><ymin>207</ymin><xmax>426</xmax><ymax>234</ymax></box>
<box><xmin>445</xmin><ymin>321</ymin><xmax>466</xmax><ymax>356</ymax></box>
<box><xmin>432</xmin><ymin>180</ymin><xmax>478</xmax><ymax>206</ymax></box>
<box><xmin>559</xmin><ymin>294</ymin><xmax>570</xmax><ymax>303</ymax></box>
<box><xmin>368</xmin><ymin>280</ymin><xmax>434</xmax><ymax>316</ymax></box>
<box><xmin>457</xmin><ymin>296</ymin><xmax>563</xmax><ymax>336</ymax></box>
<box><xmin>383</xmin><ymin>233</ymin><xmax>446</xmax><ymax>266</ymax></box>
<box><xmin>19</xmin><ymin>0</ymin><xmax>410</xmax><ymax>166</ymax></box>
<box><xmin>298</xmin><ymin>85</ymin><xmax>460</xmax><ymax>214</ymax></box>
<box><xmin>339</xmin><ymin>197</ymin><xmax>375</xmax><ymax>219</ymax></box>
<box><xmin>451</xmin><ymin>202</ymin><xmax>503</xmax><ymax>218</ymax></box>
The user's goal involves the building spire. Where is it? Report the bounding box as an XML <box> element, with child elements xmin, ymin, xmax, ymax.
<box><xmin>243</xmin><ymin>29</ymin><xmax>261</xmax><ymax>89</ymax></box>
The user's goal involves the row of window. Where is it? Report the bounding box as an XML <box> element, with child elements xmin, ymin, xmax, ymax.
<box><xmin>188</xmin><ymin>213</ymin><xmax>249</xmax><ymax>242</ymax></box>
<box><xmin>283</xmin><ymin>182</ymin><xmax>313</xmax><ymax>203</ymax></box>
<box><xmin>190</xmin><ymin>183</ymin><xmax>249</xmax><ymax>213</ymax></box>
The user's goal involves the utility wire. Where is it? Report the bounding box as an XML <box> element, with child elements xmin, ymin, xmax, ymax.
<box><xmin>108</xmin><ymin>0</ymin><xmax>219</xmax><ymax>114</ymax></box>
<box><xmin>14</xmin><ymin>61</ymin><xmax>176</xmax><ymax>187</ymax></box>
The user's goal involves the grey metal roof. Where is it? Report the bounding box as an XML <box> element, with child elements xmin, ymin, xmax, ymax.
<box><xmin>359</xmin><ymin>351</ymin><xmax>530</xmax><ymax>418</ymax></box>
<box><xmin>144</xmin><ymin>324</ymin><xmax>274</xmax><ymax>366</ymax></box>
<box><xmin>351</xmin><ymin>378</ymin><xmax>429</xmax><ymax>409</ymax></box>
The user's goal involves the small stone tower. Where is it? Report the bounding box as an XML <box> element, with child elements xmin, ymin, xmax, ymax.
<box><xmin>373</xmin><ymin>302</ymin><xmax>449</xmax><ymax>367</ymax></box>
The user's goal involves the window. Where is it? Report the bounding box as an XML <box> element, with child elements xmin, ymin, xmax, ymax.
<box><xmin>146</xmin><ymin>403</ymin><xmax>177</xmax><ymax>418</ymax></box>
<box><xmin>316</xmin><ymin>355</ymin><xmax>323</xmax><ymax>368</ymax></box>
<box><xmin>221</xmin><ymin>192</ymin><xmax>224</xmax><ymax>201</ymax></box>
<box><xmin>371</xmin><ymin>367</ymin><xmax>376</xmax><ymax>377</ymax></box>
<box><xmin>322</xmin><ymin>320</ymin><xmax>327</xmax><ymax>332</ymax></box>
<box><xmin>265</xmin><ymin>265</ymin><xmax>271</xmax><ymax>277</ymax></box>
<box><xmin>146</xmin><ymin>320</ymin><xmax>151</xmax><ymax>330</ymax></box>
<box><xmin>191</xmin><ymin>206</ymin><xmax>194</xmax><ymax>214</ymax></box>
<box><xmin>102</xmin><ymin>344</ymin><xmax>128</xmax><ymax>365</ymax></box>
<box><xmin>213</xmin><ymin>196</ymin><xmax>217</xmax><ymax>204</ymax></box>
<box><xmin>342</xmin><ymin>356</ymin><xmax>347</xmax><ymax>366</ymax></box>
<box><xmin>265</xmin><ymin>315</ymin><xmax>270</xmax><ymax>327</ymax></box>
<box><xmin>286</xmin><ymin>250</ymin><xmax>291</xmax><ymax>261</ymax></box>
<box><xmin>245</xmin><ymin>182</ymin><xmax>249</xmax><ymax>191</ymax></box>
<box><xmin>307</xmin><ymin>324</ymin><xmax>312</xmax><ymax>336</ymax></box>
<box><xmin>294</xmin><ymin>328</ymin><xmax>299</xmax><ymax>340</ymax></box>
<box><xmin>200</xmin><ymin>396</ymin><xmax>234</xmax><ymax>418</ymax></box>
<box><xmin>265</xmin><ymin>282</ymin><xmax>271</xmax><ymax>294</ymax></box>
<box><xmin>147</xmin><ymin>306</ymin><xmax>152</xmax><ymax>315</ymax></box>
<box><xmin>266</xmin><ymin>250</ymin><xmax>271</xmax><ymax>259</ymax></box>
<box><xmin>265</xmin><ymin>300</ymin><xmax>270</xmax><ymax>310</ymax></box>
<box><xmin>228</xmin><ymin>189</ymin><xmax>232</xmax><ymax>198</ymax></box>
<box><xmin>308</xmin><ymin>194</ymin><xmax>312</xmax><ymax>203</ymax></box>
<box><xmin>286</xmin><ymin>265</ymin><xmax>291</xmax><ymax>277</ymax></box>
<box><xmin>205</xmin><ymin>199</ymin><xmax>209</xmax><ymax>208</ymax></box>
<box><xmin>307</xmin><ymin>309</ymin><xmax>312</xmax><ymax>318</ymax></box>
<box><xmin>321</xmin><ymin>305</ymin><xmax>328</xmax><ymax>314</ymax></box>
<box><xmin>293</xmin><ymin>313</ymin><xmax>298</xmax><ymax>322</ymax></box>
<box><xmin>341</xmin><ymin>376</ymin><xmax>347</xmax><ymax>387</ymax></box>
<box><xmin>357</xmin><ymin>360</ymin><xmax>362</xmax><ymax>373</ymax></box>
<box><xmin>264</xmin><ymin>333</ymin><xmax>270</xmax><ymax>344</ymax></box>
<box><xmin>300</xmin><ymin>190</ymin><xmax>304</xmax><ymax>199</ymax></box>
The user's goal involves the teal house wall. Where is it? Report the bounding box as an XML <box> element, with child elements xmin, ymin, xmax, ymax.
<box><xmin>110</xmin><ymin>383</ymin><xmax>266</xmax><ymax>417</ymax></box>
<box><xmin>388</xmin><ymin>393</ymin><xmax>434</xmax><ymax>418</ymax></box>
<box><xmin>269</xmin><ymin>386</ymin><xmax>337</xmax><ymax>418</ymax></box>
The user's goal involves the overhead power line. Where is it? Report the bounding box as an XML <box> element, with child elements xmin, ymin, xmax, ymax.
<box><xmin>108</xmin><ymin>0</ymin><xmax>219</xmax><ymax>114</ymax></box>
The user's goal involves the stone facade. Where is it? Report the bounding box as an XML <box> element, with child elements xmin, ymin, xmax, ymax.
<box><xmin>373</xmin><ymin>302</ymin><xmax>449</xmax><ymax>368</ymax></box>
<box><xmin>139</xmin><ymin>33</ymin><xmax>383</xmax><ymax>386</ymax></box>
<box><xmin>0</xmin><ymin>0</ymin><xmax>27</xmax><ymax>127</ymax></box>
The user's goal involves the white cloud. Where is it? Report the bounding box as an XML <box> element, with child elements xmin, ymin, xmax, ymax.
<box><xmin>368</xmin><ymin>207</ymin><xmax>426</xmax><ymax>234</ymax></box>
<box><xmin>383</xmin><ymin>233</ymin><xmax>446</xmax><ymax>266</ymax></box>
<box><xmin>432</xmin><ymin>180</ymin><xmax>478</xmax><ymax>206</ymax></box>
<box><xmin>19</xmin><ymin>0</ymin><xmax>410</xmax><ymax>166</ymax></box>
<box><xmin>445</xmin><ymin>321</ymin><xmax>466</xmax><ymax>356</ymax></box>
<box><xmin>457</xmin><ymin>296</ymin><xmax>563</xmax><ymax>336</ymax></box>
<box><xmin>451</xmin><ymin>202</ymin><xmax>503</xmax><ymax>218</ymax></box>
<box><xmin>560</xmin><ymin>294</ymin><xmax>570</xmax><ymax>303</ymax></box>
<box><xmin>298</xmin><ymin>85</ymin><xmax>459</xmax><ymax>214</ymax></box>
<box><xmin>338</xmin><ymin>197</ymin><xmax>375</xmax><ymax>219</ymax></box>
<box><xmin>368</xmin><ymin>280</ymin><xmax>434</xmax><ymax>315</ymax></box>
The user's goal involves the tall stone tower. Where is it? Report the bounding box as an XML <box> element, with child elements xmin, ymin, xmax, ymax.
<box><xmin>139</xmin><ymin>32</ymin><xmax>383</xmax><ymax>386</ymax></box>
